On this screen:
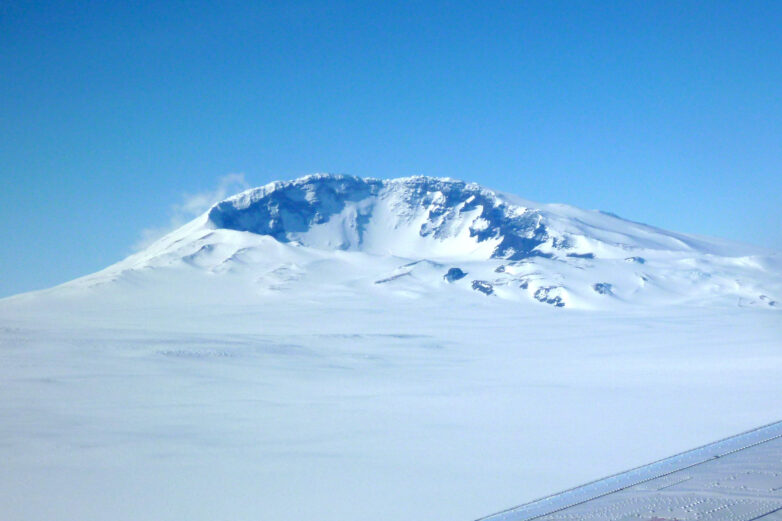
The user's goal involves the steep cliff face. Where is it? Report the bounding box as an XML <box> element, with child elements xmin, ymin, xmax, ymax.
<box><xmin>206</xmin><ymin>174</ymin><xmax>550</xmax><ymax>260</ymax></box>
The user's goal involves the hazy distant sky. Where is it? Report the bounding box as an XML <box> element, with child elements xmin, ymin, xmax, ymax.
<box><xmin>1</xmin><ymin>1</ymin><xmax>781</xmax><ymax>297</ymax></box>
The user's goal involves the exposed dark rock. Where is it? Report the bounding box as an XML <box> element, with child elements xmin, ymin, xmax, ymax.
<box><xmin>592</xmin><ymin>282</ymin><xmax>613</xmax><ymax>295</ymax></box>
<box><xmin>534</xmin><ymin>286</ymin><xmax>565</xmax><ymax>307</ymax></box>
<box><xmin>471</xmin><ymin>280</ymin><xmax>494</xmax><ymax>295</ymax></box>
<box><xmin>552</xmin><ymin>236</ymin><xmax>574</xmax><ymax>249</ymax></box>
<box><xmin>444</xmin><ymin>268</ymin><xmax>467</xmax><ymax>282</ymax></box>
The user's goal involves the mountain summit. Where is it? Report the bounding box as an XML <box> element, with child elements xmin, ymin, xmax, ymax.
<box><xmin>13</xmin><ymin>174</ymin><xmax>782</xmax><ymax>310</ymax></box>
<box><xmin>206</xmin><ymin>174</ymin><xmax>708</xmax><ymax>259</ymax></box>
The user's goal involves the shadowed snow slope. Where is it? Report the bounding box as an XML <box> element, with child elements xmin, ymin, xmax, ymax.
<box><xmin>13</xmin><ymin>174</ymin><xmax>779</xmax><ymax>310</ymax></box>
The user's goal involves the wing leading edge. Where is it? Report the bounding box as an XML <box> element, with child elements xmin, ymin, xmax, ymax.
<box><xmin>478</xmin><ymin>420</ymin><xmax>782</xmax><ymax>521</ymax></box>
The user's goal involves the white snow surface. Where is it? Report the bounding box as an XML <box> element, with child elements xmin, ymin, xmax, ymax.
<box><xmin>0</xmin><ymin>174</ymin><xmax>780</xmax><ymax>520</ymax></box>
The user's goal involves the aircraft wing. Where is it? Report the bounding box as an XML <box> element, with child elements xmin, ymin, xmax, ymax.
<box><xmin>478</xmin><ymin>420</ymin><xmax>782</xmax><ymax>521</ymax></box>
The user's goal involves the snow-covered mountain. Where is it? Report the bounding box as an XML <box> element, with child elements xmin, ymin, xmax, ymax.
<box><xmin>19</xmin><ymin>173</ymin><xmax>779</xmax><ymax>310</ymax></box>
<box><xmin>2</xmin><ymin>174</ymin><xmax>781</xmax><ymax>521</ymax></box>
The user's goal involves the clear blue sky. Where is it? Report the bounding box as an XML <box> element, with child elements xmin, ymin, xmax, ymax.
<box><xmin>1</xmin><ymin>1</ymin><xmax>781</xmax><ymax>297</ymax></box>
